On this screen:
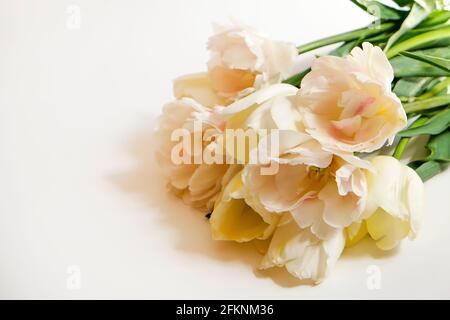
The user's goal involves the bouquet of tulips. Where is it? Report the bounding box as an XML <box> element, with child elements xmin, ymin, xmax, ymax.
<box><xmin>156</xmin><ymin>0</ymin><xmax>450</xmax><ymax>283</ymax></box>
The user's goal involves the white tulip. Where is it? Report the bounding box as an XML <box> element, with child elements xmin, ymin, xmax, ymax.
<box><xmin>242</xmin><ymin>138</ymin><xmax>371</xmax><ymax>240</ymax></box>
<box><xmin>364</xmin><ymin>156</ymin><xmax>424</xmax><ymax>250</ymax></box>
<box><xmin>260</xmin><ymin>214</ymin><xmax>345</xmax><ymax>284</ymax></box>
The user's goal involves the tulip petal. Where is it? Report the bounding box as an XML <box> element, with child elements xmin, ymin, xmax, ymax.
<box><xmin>291</xmin><ymin>197</ymin><xmax>338</xmax><ymax>240</ymax></box>
<box><xmin>174</xmin><ymin>73</ymin><xmax>225</xmax><ymax>108</ymax></box>
<box><xmin>260</xmin><ymin>215</ymin><xmax>345</xmax><ymax>283</ymax></box>
<box><xmin>297</xmin><ymin>43</ymin><xmax>407</xmax><ymax>153</ymax></box>
<box><xmin>319</xmin><ymin>182</ymin><xmax>361</xmax><ymax>229</ymax></box>
<box><xmin>348</xmin><ymin>42</ymin><xmax>394</xmax><ymax>88</ymax></box>
<box><xmin>364</xmin><ymin>156</ymin><xmax>424</xmax><ymax>250</ymax></box>
<box><xmin>210</xmin><ymin>172</ymin><xmax>279</xmax><ymax>242</ymax></box>
<box><xmin>220</xmin><ymin>84</ymin><xmax>298</xmax><ymax>115</ymax></box>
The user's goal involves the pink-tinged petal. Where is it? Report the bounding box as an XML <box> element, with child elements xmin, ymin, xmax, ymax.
<box><xmin>207</xmin><ymin>21</ymin><xmax>297</xmax><ymax>99</ymax></box>
<box><xmin>319</xmin><ymin>182</ymin><xmax>361</xmax><ymax>228</ymax></box>
<box><xmin>295</xmin><ymin>42</ymin><xmax>405</xmax><ymax>153</ymax></box>
<box><xmin>338</xmin><ymin>89</ymin><xmax>376</xmax><ymax>119</ymax></box>
<box><xmin>331</xmin><ymin>115</ymin><xmax>362</xmax><ymax>137</ymax></box>
<box><xmin>291</xmin><ymin>197</ymin><xmax>323</xmax><ymax>229</ymax></box>
<box><xmin>290</xmin><ymin>197</ymin><xmax>338</xmax><ymax>240</ymax></box>
<box><xmin>354</xmin><ymin>96</ymin><xmax>376</xmax><ymax>116</ymax></box>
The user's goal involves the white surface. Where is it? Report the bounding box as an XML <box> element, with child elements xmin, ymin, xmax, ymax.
<box><xmin>1</xmin><ymin>0</ymin><xmax>449</xmax><ymax>299</ymax></box>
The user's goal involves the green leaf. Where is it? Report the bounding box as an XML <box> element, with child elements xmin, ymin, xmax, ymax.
<box><xmin>426</xmin><ymin>130</ymin><xmax>450</xmax><ymax>161</ymax></box>
<box><xmin>403</xmin><ymin>94</ymin><xmax>450</xmax><ymax>113</ymax></box>
<box><xmin>384</xmin><ymin>0</ymin><xmax>438</xmax><ymax>52</ymax></box>
<box><xmin>365</xmin><ymin>32</ymin><xmax>393</xmax><ymax>45</ymax></box>
<box><xmin>407</xmin><ymin>128</ymin><xmax>450</xmax><ymax>181</ymax></box>
<box><xmin>415</xmin><ymin>38</ymin><xmax>450</xmax><ymax>51</ymax></box>
<box><xmin>329</xmin><ymin>41</ymin><xmax>358</xmax><ymax>57</ymax></box>
<box><xmin>390</xmin><ymin>47</ymin><xmax>450</xmax><ymax>77</ymax></box>
<box><xmin>416</xmin><ymin>10</ymin><xmax>450</xmax><ymax>28</ymax></box>
<box><xmin>393</xmin><ymin>77</ymin><xmax>433</xmax><ymax>97</ymax></box>
<box><xmin>386</xmin><ymin>25</ymin><xmax>450</xmax><ymax>58</ymax></box>
<box><xmin>401</xmin><ymin>51</ymin><xmax>450</xmax><ymax>72</ymax></box>
<box><xmin>418</xmin><ymin>77</ymin><xmax>450</xmax><ymax>100</ymax></box>
<box><xmin>297</xmin><ymin>22</ymin><xmax>395</xmax><ymax>54</ymax></box>
<box><xmin>350</xmin><ymin>0</ymin><xmax>407</xmax><ymax>20</ymax></box>
<box><xmin>397</xmin><ymin>23</ymin><xmax>448</xmax><ymax>45</ymax></box>
<box><xmin>393</xmin><ymin>116</ymin><xmax>429</xmax><ymax>159</ymax></box>
<box><xmin>392</xmin><ymin>0</ymin><xmax>414</xmax><ymax>6</ymax></box>
<box><xmin>410</xmin><ymin>160</ymin><xmax>444</xmax><ymax>181</ymax></box>
<box><xmin>398</xmin><ymin>107</ymin><xmax>450</xmax><ymax>136</ymax></box>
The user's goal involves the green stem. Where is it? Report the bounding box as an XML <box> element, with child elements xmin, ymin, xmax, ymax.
<box><xmin>393</xmin><ymin>116</ymin><xmax>429</xmax><ymax>159</ymax></box>
<box><xmin>404</xmin><ymin>94</ymin><xmax>450</xmax><ymax>113</ymax></box>
<box><xmin>386</xmin><ymin>25</ymin><xmax>450</xmax><ymax>59</ymax></box>
<box><xmin>297</xmin><ymin>22</ymin><xmax>396</xmax><ymax>54</ymax></box>
<box><xmin>418</xmin><ymin>77</ymin><xmax>450</xmax><ymax>100</ymax></box>
<box><xmin>282</xmin><ymin>68</ymin><xmax>311</xmax><ymax>87</ymax></box>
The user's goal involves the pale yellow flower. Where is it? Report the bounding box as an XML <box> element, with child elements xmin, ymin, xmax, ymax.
<box><xmin>362</xmin><ymin>156</ymin><xmax>424</xmax><ymax>250</ymax></box>
<box><xmin>210</xmin><ymin>171</ymin><xmax>280</xmax><ymax>242</ymax></box>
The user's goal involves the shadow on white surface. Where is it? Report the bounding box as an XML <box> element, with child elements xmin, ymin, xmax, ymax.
<box><xmin>109</xmin><ymin>116</ymin><xmax>400</xmax><ymax>288</ymax></box>
<box><xmin>109</xmin><ymin>118</ymin><xmax>262</xmax><ymax>267</ymax></box>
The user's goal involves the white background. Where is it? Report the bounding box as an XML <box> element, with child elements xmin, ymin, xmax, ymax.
<box><xmin>1</xmin><ymin>0</ymin><xmax>449</xmax><ymax>299</ymax></box>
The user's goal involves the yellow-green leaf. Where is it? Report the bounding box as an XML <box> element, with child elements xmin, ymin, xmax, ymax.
<box><xmin>398</xmin><ymin>108</ymin><xmax>450</xmax><ymax>136</ymax></box>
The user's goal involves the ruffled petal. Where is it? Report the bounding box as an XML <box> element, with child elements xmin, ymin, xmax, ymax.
<box><xmin>260</xmin><ymin>215</ymin><xmax>345</xmax><ymax>283</ymax></box>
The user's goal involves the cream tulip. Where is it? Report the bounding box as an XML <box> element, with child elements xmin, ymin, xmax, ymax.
<box><xmin>296</xmin><ymin>42</ymin><xmax>407</xmax><ymax>153</ymax></box>
<box><xmin>212</xmin><ymin>84</ymin><xmax>304</xmax><ymax>167</ymax></box>
<box><xmin>219</xmin><ymin>83</ymin><xmax>301</xmax><ymax>131</ymax></box>
<box><xmin>260</xmin><ymin>213</ymin><xmax>345</xmax><ymax>283</ymax></box>
<box><xmin>173</xmin><ymin>72</ymin><xmax>228</xmax><ymax>108</ymax></box>
<box><xmin>363</xmin><ymin>156</ymin><xmax>424</xmax><ymax>250</ymax></box>
<box><xmin>155</xmin><ymin>98</ymin><xmax>234</xmax><ymax>211</ymax></box>
<box><xmin>208</xmin><ymin>21</ymin><xmax>298</xmax><ymax>100</ymax></box>
<box><xmin>242</xmin><ymin>137</ymin><xmax>371</xmax><ymax>241</ymax></box>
